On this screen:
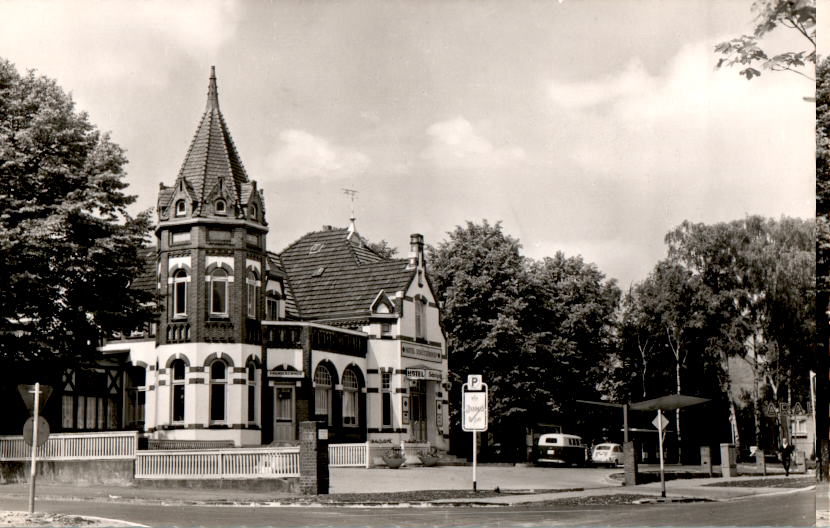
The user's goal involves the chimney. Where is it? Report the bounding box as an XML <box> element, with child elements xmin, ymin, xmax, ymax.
<box><xmin>408</xmin><ymin>233</ymin><xmax>424</xmax><ymax>269</ymax></box>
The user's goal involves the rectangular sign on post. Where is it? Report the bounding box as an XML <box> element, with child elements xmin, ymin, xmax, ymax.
<box><xmin>462</xmin><ymin>391</ymin><xmax>488</xmax><ymax>432</ymax></box>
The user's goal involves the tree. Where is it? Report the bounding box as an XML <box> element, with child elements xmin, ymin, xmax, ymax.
<box><xmin>0</xmin><ymin>59</ymin><xmax>154</xmax><ymax>369</ymax></box>
<box><xmin>817</xmin><ymin>56</ymin><xmax>830</xmax><ymax>481</ymax></box>
<box><xmin>364</xmin><ymin>238</ymin><xmax>398</xmax><ymax>259</ymax></box>
<box><xmin>714</xmin><ymin>0</ymin><xmax>816</xmax><ymax>80</ymax></box>
<box><xmin>429</xmin><ymin>221</ymin><xmax>620</xmax><ymax>459</ymax></box>
<box><xmin>665</xmin><ymin>217</ymin><xmax>814</xmax><ymax>455</ymax></box>
<box><xmin>527</xmin><ymin>253</ymin><xmax>620</xmax><ymax>434</ymax></box>
<box><xmin>428</xmin><ymin>220</ymin><xmax>537</xmax><ymax>459</ymax></box>
<box><xmin>633</xmin><ymin>261</ymin><xmax>706</xmax><ymax>460</ymax></box>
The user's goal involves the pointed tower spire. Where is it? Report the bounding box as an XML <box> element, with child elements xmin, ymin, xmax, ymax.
<box><xmin>206</xmin><ymin>65</ymin><xmax>219</xmax><ymax>112</ymax></box>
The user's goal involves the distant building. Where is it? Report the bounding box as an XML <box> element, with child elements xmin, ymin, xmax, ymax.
<box><xmin>60</xmin><ymin>68</ymin><xmax>449</xmax><ymax>449</ymax></box>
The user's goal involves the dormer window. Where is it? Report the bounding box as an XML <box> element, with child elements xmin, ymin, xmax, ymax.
<box><xmin>249</xmin><ymin>204</ymin><xmax>258</xmax><ymax>220</ymax></box>
<box><xmin>215</xmin><ymin>199</ymin><xmax>226</xmax><ymax>215</ymax></box>
<box><xmin>175</xmin><ymin>200</ymin><xmax>186</xmax><ymax>217</ymax></box>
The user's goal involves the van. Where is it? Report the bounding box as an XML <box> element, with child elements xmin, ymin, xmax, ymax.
<box><xmin>535</xmin><ymin>433</ymin><xmax>587</xmax><ymax>466</ymax></box>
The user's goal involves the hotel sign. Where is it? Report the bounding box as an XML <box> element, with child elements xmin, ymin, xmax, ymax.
<box><xmin>402</xmin><ymin>344</ymin><xmax>442</xmax><ymax>363</ymax></box>
<box><xmin>406</xmin><ymin>368</ymin><xmax>442</xmax><ymax>381</ymax></box>
<box><xmin>269</xmin><ymin>370</ymin><xmax>304</xmax><ymax>379</ymax></box>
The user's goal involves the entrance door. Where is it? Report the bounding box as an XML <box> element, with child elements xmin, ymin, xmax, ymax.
<box><xmin>274</xmin><ymin>385</ymin><xmax>296</xmax><ymax>443</ymax></box>
<box><xmin>410</xmin><ymin>381</ymin><xmax>427</xmax><ymax>442</ymax></box>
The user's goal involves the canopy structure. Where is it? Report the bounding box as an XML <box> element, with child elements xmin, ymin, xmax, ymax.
<box><xmin>629</xmin><ymin>394</ymin><xmax>709</xmax><ymax>412</ymax></box>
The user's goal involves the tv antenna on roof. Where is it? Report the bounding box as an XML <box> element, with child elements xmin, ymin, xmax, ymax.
<box><xmin>342</xmin><ymin>188</ymin><xmax>358</xmax><ymax>237</ymax></box>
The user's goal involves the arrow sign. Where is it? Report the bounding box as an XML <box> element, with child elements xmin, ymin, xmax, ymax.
<box><xmin>652</xmin><ymin>413</ymin><xmax>670</xmax><ymax>431</ymax></box>
<box><xmin>17</xmin><ymin>385</ymin><xmax>52</xmax><ymax>415</ymax></box>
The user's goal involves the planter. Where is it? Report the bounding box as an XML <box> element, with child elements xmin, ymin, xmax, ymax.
<box><xmin>382</xmin><ymin>455</ymin><xmax>405</xmax><ymax>469</ymax></box>
<box><xmin>418</xmin><ymin>454</ymin><xmax>440</xmax><ymax>467</ymax></box>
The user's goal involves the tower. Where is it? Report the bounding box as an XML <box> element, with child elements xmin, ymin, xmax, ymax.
<box><xmin>153</xmin><ymin>67</ymin><xmax>268</xmax><ymax>443</ymax></box>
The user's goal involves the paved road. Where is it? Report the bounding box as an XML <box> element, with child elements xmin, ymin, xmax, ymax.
<box><xmin>0</xmin><ymin>488</ymin><xmax>814</xmax><ymax>527</ymax></box>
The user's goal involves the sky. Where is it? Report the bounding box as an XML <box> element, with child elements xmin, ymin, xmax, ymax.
<box><xmin>0</xmin><ymin>0</ymin><xmax>818</xmax><ymax>288</ymax></box>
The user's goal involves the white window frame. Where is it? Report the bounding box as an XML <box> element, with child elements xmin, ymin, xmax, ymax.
<box><xmin>172</xmin><ymin>269</ymin><xmax>188</xmax><ymax>317</ymax></box>
<box><xmin>246</xmin><ymin>270</ymin><xmax>259</xmax><ymax>319</ymax></box>
<box><xmin>209</xmin><ymin>360</ymin><xmax>227</xmax><ymax>424</ymax></box>
<box><xmin>342</xmin><ymin>370</ymin><xmax>359</xmax><ymax>427</ymax></box>
<box><xmin>175</xmin><ymin>200</ymin><xmax>186</xmax><ymax>217</ymax></box>
<box><xmin>247</xmin><ymin>362</ymin><xmax>257</xmax><ymax>425</ymax></box>
<box><xmin>171</xmin><ymin>360</ymin><xmax>186</xmax><ymax>424</ymax></box>
<box><xmin>209</xmin><ymin>269</ymin><xmax>229</xmax><ymax>317</ymax></box>
<box><xmin>314</xmin><ymin>365</ymin><xmax>333</xmax><ymax>426</ymax></box>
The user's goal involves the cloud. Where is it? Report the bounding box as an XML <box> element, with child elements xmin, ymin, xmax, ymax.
<box><xmin>421</xmin><ymin>117</ymin><xmax>525</xmax><ymax>170</ymax></box>
<box><xmin>544</xmin><ymin>40</ymin><xmax>814</xmax><ymax>217</ymax></box>
<box><xmin>548</xmin><ymin>59</ymin><xmax>656</xmax><ymax>109</ymax></box>
<box><xmin>0</xmin><ymin>0</ymin><xmax>240</xmax><ymax>87</ymax></box>
<box><xmin>268</xmin><ymin>130</ymin><xmax>371</xmax><ymax>181</ymax></box>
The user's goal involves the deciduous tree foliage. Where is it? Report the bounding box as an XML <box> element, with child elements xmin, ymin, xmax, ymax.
<box><xmin>0</xmin><ymin>59</ymin><xmax>154</xmax><ymax>367</ymax></box>
<box><xmin>715</xmin><ymin>0</ymin><xmax>815</xmax><ymax>80</ymax></box>
<box><xmin>817</xmin><ymin>56</ymin><xmax>830</xmax><ymax>481</ymax></box>
<box><xmin>428</xmin><ymin>220</ymin><xmax>619</xmax><ymax>459</ymax></box>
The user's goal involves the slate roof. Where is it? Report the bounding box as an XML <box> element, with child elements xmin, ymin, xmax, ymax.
<box><xmin>277</xmin><ymin>227</ymin><xmax>415</xmax><ymax>321</ymax></box>
<box><xmin>175</xmin><ymin>67</ymin><xmax>249</xmax><ymax>205</ymax></box>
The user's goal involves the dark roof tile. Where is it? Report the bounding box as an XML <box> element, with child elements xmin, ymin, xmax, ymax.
<box><xmin>278</xmin><ymin>228</ymin><xmax>414</xmax><ymax>321</ymax></box>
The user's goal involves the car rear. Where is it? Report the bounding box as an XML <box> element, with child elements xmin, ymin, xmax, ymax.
<box><xmin>591</xmin><ymin>443</ymin><xmax>622</xmax><ymax>466</ymax></box>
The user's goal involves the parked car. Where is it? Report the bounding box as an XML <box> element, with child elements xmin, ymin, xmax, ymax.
<box><xmin>535</xmin><ymin>433</ymin><xmax>587</xmax><ymax>466</ymax></box>
<box><xmin>591</xmin><ymin>442</ymin><xmax>623</xmax><ymax>466</ymax></box>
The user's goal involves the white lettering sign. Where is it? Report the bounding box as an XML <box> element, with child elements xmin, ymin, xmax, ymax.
<box><xmin>402</xmin><ymin>344</ymin><xmax>442</xmax><ymax>363</ymax></box>
<box><xmin>269</xmin><ymin>370</ymin><xmax>304</xmax><ymax>379</ymax></box>
<box><xmin>406</xmin><ymin>368</ymin><xmax>442</xmax><ymax>381</ymax></box>
<box><xmin>462</xmin><ymin>391</ymin><xmax>488</xmax><ymax>432</ymax></box>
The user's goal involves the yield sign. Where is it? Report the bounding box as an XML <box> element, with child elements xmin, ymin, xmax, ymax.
<box><xmin>17</xmin><ymin>385</ymin><xmax>52</xmax><ymax>414</ymax></box>
<box><xmin>652</xmin><ymin>413</ymin><xmax>670</xmax><ymax>431</ymax></box>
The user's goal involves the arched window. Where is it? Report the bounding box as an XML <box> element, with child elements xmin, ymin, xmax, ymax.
<box><xmin>249</xmin><ymin>204</ymin><xmax>258</xmax><ymax>220</ymax></box>
<box><xmin>172</xmin><ymin>269</ymin><xmax>188</xmax><ymax>317</ymax></box>
<box><xmin>210</xmin><ymin>360</ymin><xmax>227</xmax><ymax>422</ymax></box>
<box><xmin>246</xmin><ymin>270</ymin><xmax>259</xmax><ymax>319</ymax></box>
<box><xmin>247</xmin><ymin>361</ymin><xmax>257</xmax><ymax>424</ymax></box>
<box><xmin>215</xmin><ymin>199</ymin><xmax>226</xmax><ymax>215</ymax></box>
<box><xmin>342</xmin><ymin>369</ymin><xmax>359</xmax><ymax>427</ymax></box>
<box><xmin>314</xmin><ymin>365</ymin><xmax>333</xmax><ymax>426</ymax></box>
<box><xmin>175</xmin><ymin>200</ymin><xmax>186</xmax><ymax>217</ymax></box>
<box><xmin>210</xmin><ymin>269</ymin><xmax>229</xmax><ymax>316</ymax></box>
<box><xmin>171</xmin><ymin>359</ymin><xmax>186</xmax><ymax>422</ymax></box>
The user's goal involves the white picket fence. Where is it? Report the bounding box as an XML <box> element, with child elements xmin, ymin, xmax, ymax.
<box><xmin>328</xmin><ymin>443</ymin><xmax>370</xmax><ymax>467</ymax></box>
<box><xmin>135</xmin><ymin>447</ymin><xmax>300</xmax><ymax>479</ymax></box>
<box><xmin>0</xmin><ymin>431</ymin><xmax>138</xmax><ymax>461</ymax></box>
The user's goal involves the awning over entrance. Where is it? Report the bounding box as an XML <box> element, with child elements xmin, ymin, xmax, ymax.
<box><xmin>629</xmin><ymin>394</ymin><xmax>709</xmax><ymax>411</ymax></box>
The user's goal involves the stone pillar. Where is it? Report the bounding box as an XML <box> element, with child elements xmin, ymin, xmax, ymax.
<box><xmin>795</xmin><ymin>450</ymin><xmax>806</xmax><ymax>473</ymax></box>
<box><xmin>720</xmin><ymin>443</ymin><xmax>737</xmax><ymax>478</ymax></box>
<box><xmin>700</xmin><ymin>446</ymin><xmax>713</xmax><ymax>477</ymax></box>
<box><xmin>755</xmin><ymin>448</ymin><xmax>766</xmax><ymax>476</ymax></box>
<box><xmin>623</xmin><ymin>441</ymin><xmax>639</xmax><ymax>486</ymax></box>
<box><xmin>299</xmin><ymin>421</ymin><xmax>329</xmax><ymax>495</ymax></box>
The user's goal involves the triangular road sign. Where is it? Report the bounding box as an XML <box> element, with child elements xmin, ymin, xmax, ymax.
<box><xmin>17</xmin><ymin>385</ymin><xmax>53</xmax><ymax>414</ymax></box>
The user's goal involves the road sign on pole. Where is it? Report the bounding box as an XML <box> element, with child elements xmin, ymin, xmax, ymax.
<box><xmin>652</xmin><ymin>413</ymin><xmax>670</xmax><ymax>432</ymax></box>
<box><xmin>462</xmin><ymin>375</ymin><xmax>488</xmax><ymax>492</ymax></box>
<box><xmin>23</xmin><ymin>417</ymin><xmax>49</xmax><ymax>447</ymax></box>
<box><xmin>17</xmin><ymin>384</ymin><xmax>52</xmax><ymax>415</ymax></box>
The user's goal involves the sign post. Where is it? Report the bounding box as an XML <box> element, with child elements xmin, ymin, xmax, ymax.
<box><xmin>462</xmin><ymin>374</ymin><xmax>487</xmax><ymax>491</ymax></box>
<box><xmin>18</xmin><ymin>383</ymin><xmax>51</xmax><ymax>514</ymax></box>
<box><xmin>652</xmin><ymin>410</ymin><xmax>669</xmax><ymax>499</ymax></box>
